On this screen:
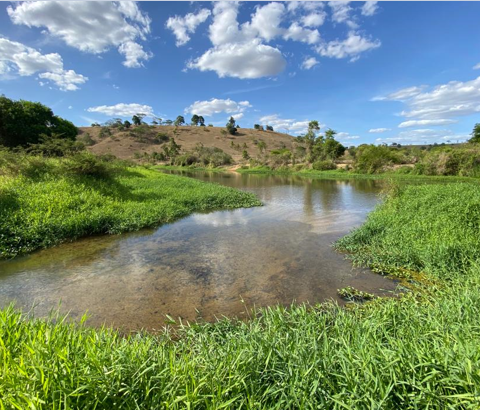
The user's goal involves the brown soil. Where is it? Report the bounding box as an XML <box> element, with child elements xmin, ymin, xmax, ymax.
<box><xmin>79</xmin><ymin>125</ymin><xmax>296</xmax><ymax>163</ymax></box>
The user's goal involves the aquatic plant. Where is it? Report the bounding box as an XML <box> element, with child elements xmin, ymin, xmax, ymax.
<box><xmin>337</xmin><ymin>286</ymin><xmax>375</xmax><ymax>301</ymax></box>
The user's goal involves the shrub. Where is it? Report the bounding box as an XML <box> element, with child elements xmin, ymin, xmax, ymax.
<box><xmin>27</xmin><ymin>134</ymin><xmax>85</xmax><ymax>157</ymax></box>
<box><xmin>77</xmin><ymin>132</ymin><xmax>95</xmax><ymax>146</ymax></box>
<box><xmin>61</xmin><ymin>152</ymin><xmax>114</xmax><ymax>178</ymax></box>
<box><xmin>354</xmin><ymin>145</ymin><xmax>402</xmax><ymax>174</ymax></box>
<box><xmin>312</xmin><ymin>160</ymin><xmax>337</xmax><ymax>171</ymax></box>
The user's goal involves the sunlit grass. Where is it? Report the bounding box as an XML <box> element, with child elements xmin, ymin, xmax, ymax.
<box><xmin>0</xmin><ymin>159</ymin><xmax>261</xmax><ymax>258</ymax></box>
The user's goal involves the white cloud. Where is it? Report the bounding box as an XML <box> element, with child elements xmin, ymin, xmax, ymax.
<box><xmin>368</xmin><ymin>128</ymin><xmax>391</xmax><ymax>133</ymax></box>
<box><xmin>328</xmin><ymin>1</ymin><xmax>358</xmax><ymax>28</ymax></box>
<box><xmin>301</xmin><ymin>12</ymin><xmax>327</xmax><ymax>27</ymax></box>
<box><xmin>398</xmin><ymin>119</ymin><xmax>458</xmax><ymax>128</ymax></box>
<box><xmin>166</xmin><ymin>9</ymin><xmax>211</xmax><ymax>46</ymax></box>
<box><xmin>375</xmin><ymin>129</ymin><xmax>470</xmax><ymax>145</ymax></box>
<box><xmin>316</xmin><ymin>31</ymin><xmax>380</xmax><ymax>61</ymax></box>
<box><xmin>38</xmin><ymin>69</ymin><xmax>88</xmax><ymax>91</ymax></box>
<box><xmin>336</xmin><ymin>132</ymin><xmax>360</xmax><ymax>140</ymax></box>
<box><xmin>187</xmin><ymin>40</ymin><xmax>286</xmax><ymax>79</ymax></box>
<box><xmin>381</xmin><ymin>76</ymin><xmax>480</xmax><ymax>119</ymax></box>
<box><xmin>258</xmin><ymin>114</ymin><xmax>316</xmax><ymax>134</ymax></box>
<box><xmin>301</xmin><ymin>56</ymin><xmax>319</xmax><ymax>70</ymax></box>
<box><xmin>87</xmin><ymin>103</ymin><xmax>154</xmax><ymax>117</ymax></box>
<box><xmin>283</xmin><ymin>23</ymin><xmax>321</xmax><ymax>44</ymax></box>
<box><xmin>373</xmin><ymin>85</ymin><xmax>427</xmax><ymax>101</ymax></box>
<box><xmin>474</xmin><ymin>63</ymin><xmax>480</xmax><ymax>70</ymax></box>
<box><xmin>185</xmin><ymin>98</ymin><xmax>251</xmax><ymax>117</ymax></box>
<box><xmin>361</xmin><ymin>1</ymin><xmax>378</xmax><ymax>17</ymax></box>
<box><xmin>118</xmin><ymin>41</ymin><xmax>152</xmax><ymax>68</ymax></box>
<box><xmin>0</xmin><ymin>37</ymin><xmax>87</xmax><ymax>91</ymax></box>
<box><xmin>231</xmin><ymin>112</ymin><xmax>244</xmax><ymax>120</ymax></box>
<box><xmin>243</xmin><ymin>2</ymin><xmax>285</xmax><ymax>42</ymax></box>
<box><xmin>7</xmin><ymin>1</ymin><xmax>152</xmax><ymax>68</ymax></box>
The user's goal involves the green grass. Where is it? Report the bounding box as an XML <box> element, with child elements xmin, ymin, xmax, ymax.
<box><xmin>1</xmin><ymin>183</ymin><xmax>480</xmax><ymax>408</ymax></box>
<box><xmin>0</xmin><ymin>160</ymin><xmax>261</xmax><ymax>259</ymax></box>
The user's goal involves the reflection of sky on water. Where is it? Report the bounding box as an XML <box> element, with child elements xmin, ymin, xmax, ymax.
<box><xmin>0</xmin><ymin>172</ymin><xmax>396</xmax><ymax>331</ymax></box>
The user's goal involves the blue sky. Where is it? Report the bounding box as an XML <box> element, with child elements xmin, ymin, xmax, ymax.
<box><xmin>1</xmin><ymin>1</ymin><xmax>480</xmax><ymax>145</ymax></box>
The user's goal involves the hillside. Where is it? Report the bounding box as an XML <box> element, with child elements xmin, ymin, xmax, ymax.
<box><xmin>79</xmin><ymin>125</ymin><xmax>296</xmax><ymax>164</ymax></box>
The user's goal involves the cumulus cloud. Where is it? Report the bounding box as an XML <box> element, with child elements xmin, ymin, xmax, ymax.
<box><xmin>283</xmin><ymin>23</ymin><xmax>321</xmax><ymax>44</ymax></box>
<box><xmin>38</xmin><ymin>69</ymin><xmax>88</xmax><ymax>91</ymax></box>
<box><xmin>381</xmin><ymin>76</ymin><xmax>480</xmax><ymax>120</ymax></box>
<box><xmin>0</xmin><ymin>37</ymin><xmax>87</xmax><ymax>90</ymax></box>
<box><xmin>301</xmin><ymin>12</ymin><xmax>327</xmax><ymax>27</ymax></box>
<box><xmin>368</xmin><ymin>128</ymin><xmax>391</xmax><ymax>133</ymax></box>
<box><xmin>7</xmin><ymin>1</ymin><xmax>152</xmax><ymax>68</ymax></box>
<box><xmin>259</xmin><ymin>114</ymin><xmax>315</xmax><ymax>134</ymax></box>
<box><xmin>361</xmin><ymin>1</ymin><xmax>378</xmax><ymax>17</ymax></box>
<box><xmin>87</xmin><ymin>103</ymin><xmax>154</xmax><ymax>117</ymax></box>
<box><xmin>187</xmin><ymin>40</ymin><xmax>286</xmax><ymax>79</ymax></box>
<box><xmin>166</xmin><ymin>9</ymin><xmax>211</xmax><ymax>46</ymax></box>
<box><xmin>328</xmin><ymin>1</ymin><xmax>358</xmax><ymax>29</ymax></box>
<box><xmin>301</xmin><ymin>56</ymin><xmax>319</xmax><ymax>70</ymax></box>
<box><xmin>474</xmin><ymin>63</ymin><xmax>480</xmax><ymax>70</ymax></box>
<box><xmin>185</xmin><ymin>98</ymin><xmax>251</xmax><ymax>117</ymax></box>
<box><xmin>398</xmin><ymin>119</ymin><xmax>458</xmax><ymax>128</ymax></box>
<box><xmin>316</xmin><ymin>31</ymin><xmax>381</xmax><ymax>61</ymax></box>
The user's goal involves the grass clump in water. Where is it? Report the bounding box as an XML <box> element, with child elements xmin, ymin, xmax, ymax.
<box><xmin>337</xmin><ymin>286</ymin><xmax>375</xmax><ymax>302</ymax></box>
<box><xmin>0</xmin><ymin>151</ymin><xmax>261</xmax><ymax>258</ymax></box>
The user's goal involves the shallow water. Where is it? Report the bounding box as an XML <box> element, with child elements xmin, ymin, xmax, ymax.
<box><xmin>0</xmin><ymin>171</ymin><xmax>397</xmax><ymax>331</ymax></box>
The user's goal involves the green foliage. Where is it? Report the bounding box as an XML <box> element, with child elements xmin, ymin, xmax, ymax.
<box><xmin>132</xmin><ymin>114</ymin><xmax>146</xmax><ymax>126</ymax></box>
<box><xmin>77</xmin><ymin>132</ymin><xmax>95</xmax><ymax>146</ymax></box>
<box><xmin>266</xmin><ymin>125</ymin><xmax>273</xmax><ymax>131</ymax></box>
<box><xmin>155</xmin><ymin>132</ymin><xmax>170</xmax><ymax>144</ymax></box>
<box><xmin>337</xmin><ymin>286</ymin><xmax>375</xmax><ymax>302</ymax></box>
<box><xmin>0</xmin><ymin>156</ymin><xmax>260</xmax><ymax>258</ymax></box>
<box><xmin>0</xmin><ymin>95</ymin><xmax>77</xmax><ymax>147</ymax></box>
<box><xmin>172</xmin><ymin>144</ymin><xmax>232</xmax><ymax>167</ymax></box>
<box><xmin>174</xmin><ymin>115</ymin><xmax>185</xmax><ymax>126</ymax></box>
<box><xmin>469</xmin><ymin>123</ymin><xmax>480</xmax><ymax>143</ymax></box>
<box><xmin>191</xmin><ymin>114</ymin><xmax>200</xmax><ymax>126</ymax></box>
<box><xmin>312</xmin><ymin>159</ymin><xmax>337</xmax><ymax>171</ymax></box>
<box><xmin>162</xmin><ymin>138</ymin><xmax>181</xmax><ymax>159</ymax></box>
<box><xmin>123</xmin><ymin>120</ymin><xmax>131</xmax><ymax>129</ymax></box>
<box><xmin>413</xmin><ymin>146</ymin><xmax>480</xmax><ymax>177</ymax></box>
<box><xmin>27</xmin><ymin>134</ymin><xmax>85</xmax><ymax>157</ymax></box>
<box><xmin>226</xmin><ymin>116</ymin><xmax>237</xmax><ymax>135</ymax></box>
<box><xmin>254</xmin><ymin>124</ymin><xmax>264</xmax><ymax>131</ymax></box>
<box><xmin>336</xmin><ymin>183</ymin><xmax>480</xmax><ymax>278</ymax></box>
<box><xmin>354</xmin><ymin>144</ymin><xmax>402</xmax><ymax>173</ymax></box>
<box><xmin>242</xmin><ymin>149</ymin><xmax>250</xmax><ymax>160</ymax></box>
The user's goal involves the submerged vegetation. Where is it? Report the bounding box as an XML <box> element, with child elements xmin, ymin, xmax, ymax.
<box><xmin>0</xmin><ymin>149</ymin><xmax>261</xmax><ymax>259</ymax></box>
<box><xmin>1</xmin><ymin>183</ymin><xmax>480</xmax><ymax>409</ymax></box>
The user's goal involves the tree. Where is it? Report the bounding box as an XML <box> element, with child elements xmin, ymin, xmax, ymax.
<box><xmin>266</xmin><ymin>125</ymin><xmax>274</xmax><ymax>131</ymax></box>
<box><xmin>226</xmin><ymin>116</ymin><xmax>237</xmax><ymax>135</ymax></box>
<box><xmin>132</xmin><ymin>113</ymin><xmax>146</xmax><ymax>126</ymax></box>
<box><xmin>469</xmin><ymin>123</ymin><xmax>480</xmax><ymax>143</ymax></box>
<box><xmin>254</xmin><ymin>124</ymin><xmax>262</xmax><ymax>130</ymax></box>
<box><xmin>91</xmin><ymin>122</ymin><xmax>101</xmax><ymax>127</ymax></box>
<box><xmin>123</xmin><ymin>120</ymin><xmax>131</xmax><ymax>129</ymax></box>
<box><xmin>0</xmin><ymin>95</ymin><xmax>77</xmax><ymax>147</ymax></box>
<box><xmin>164</xmin><ymin>119</ymin><xmax>173</xmax><ymax>126</ymax></box>
<box><xmin>191</xmin><ymin>114</ymin><xmax>200</xmax><ymax>126</ymax></box>
<box><xmin>174</xmin><ymin>115</ymin><xmax>185</xmax><ymax>126</ymax></box>
<box><xmin>198</xmin><ymin>116</ymin><xmax>205</xmax><ymax>126</ymax></box>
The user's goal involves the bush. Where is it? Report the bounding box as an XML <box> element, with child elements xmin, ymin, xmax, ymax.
<box><xmin>312</xmin><ymin>160</ymin><xmax>337</xmax><ymax>171</ymax></box>
<box><xmin>77</xmin><ymin>132</ymin><xmax>95</xmax><ymax>146</ymax></box>
<box><xmin>61</xmin><ymin>152</ymin><xmax>114</xmax><ymax>178</ymax></box>
<box><xmin>354</xmin><ymin>145</ymin><xmax>402</xmax><ymax>174</ymax></box>
<box><xmin>27</xmin><ymin>134</ymin><xmax>85</xmax><ymax>157</ymax></box>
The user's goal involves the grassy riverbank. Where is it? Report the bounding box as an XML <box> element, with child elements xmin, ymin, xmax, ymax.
<box><xmin>0</xmin><ymin>153</ymin><xmax>261</xmax><ymax>259</ymax></box>
<box><xmin>1</xmin><ymin>182</ymin><xmax>479</xmax><ymax>408</ymax></box>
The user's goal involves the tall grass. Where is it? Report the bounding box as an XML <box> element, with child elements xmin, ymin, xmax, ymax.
<box><xmin>1</xmin><ymin>183</ymin><xmax>480</xmax><ymax>408</ymax></box>
<box><xmin>0</xmin><ymin>153</ymin><xmax>261</xmax><ymax>258</ymax></box>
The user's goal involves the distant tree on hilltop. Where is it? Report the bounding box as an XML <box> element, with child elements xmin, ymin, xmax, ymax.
<box><xmin>470</xmin><ymin>123</ymin><xmax>480</xmax><ymax>143</ymax></box>
<box><xmin>174</xmin><ymin>115</ymin><xmax>185</xmax><ymax>126</ymax></box>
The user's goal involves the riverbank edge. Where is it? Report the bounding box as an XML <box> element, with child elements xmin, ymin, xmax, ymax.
<box><xmin>0</xmin><ymin>166</ymin><xmax>262</xmax><ymax>260</ymax></box>
<box><xmin>156</xmin><ymin>164</ymin><xmax>480</xmax><ymax>182</ymax></box>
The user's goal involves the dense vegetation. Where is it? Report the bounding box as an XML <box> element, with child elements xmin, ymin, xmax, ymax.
<box><xmin>0</xmin><ymin>95</ymin><xmax>77</xmax><ymax>147</ymax></box>
<box><xmin>1</xmin><ymin>183</ymin><xmax>479</xmax><ymax>409</ymax></box>
<box><xmin>0</xmin><ymin>149</ymin><xmax>260</xmax><ymax>259</ymax></box>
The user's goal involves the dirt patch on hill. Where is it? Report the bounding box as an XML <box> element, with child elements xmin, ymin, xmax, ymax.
<box><xmin>79</xmin><ymin>125</ymin><xmax>296</xmax><ymax>163</ymax></box>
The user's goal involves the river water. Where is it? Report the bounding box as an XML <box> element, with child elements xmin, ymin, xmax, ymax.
<box><xmin>0</xmin><ymin>171</ymin><xmax>397</xmax><ymax>331</ymax></box>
